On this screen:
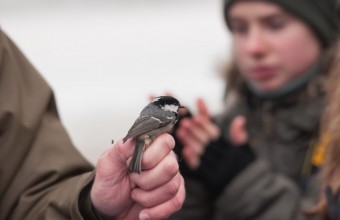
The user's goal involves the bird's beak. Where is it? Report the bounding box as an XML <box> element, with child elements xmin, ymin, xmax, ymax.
<box><xmin>179</xmin><ymin>105</ymin><xmax>185</xmax><ymax>109</ymax></box>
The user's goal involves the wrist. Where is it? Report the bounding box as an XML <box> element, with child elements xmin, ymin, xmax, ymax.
<box><xmin>197</xmin><ymin>137</ymin><xmax>256</xmax><ymax>198</ymax></box>
<box><xmin>79</xmin><ymin>179</ymin><xmax>112</xmax><ymax>220</ymax></box>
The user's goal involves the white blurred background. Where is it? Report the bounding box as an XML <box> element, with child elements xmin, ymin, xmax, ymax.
<box><xmin>0</xmin><ymin>0</ymin><xmax>232</xmax><ymax>164</ymax></box>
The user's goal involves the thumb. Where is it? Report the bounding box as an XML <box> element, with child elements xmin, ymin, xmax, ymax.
<box><xmin>229</xmin><ymin>116</ymin><xmax>248</xmax><ymax>146</ymax></box>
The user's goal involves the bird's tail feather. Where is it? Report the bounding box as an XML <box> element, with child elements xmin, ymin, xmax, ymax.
<box><xmin>129</xmin><ymin>140</ymin><xmax>144</xmax><ymax>174</ymax></box>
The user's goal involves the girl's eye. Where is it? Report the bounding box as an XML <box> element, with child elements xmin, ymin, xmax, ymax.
<box><xmin>230</xmin><ymin>22</ymin><xmax>248</xmax><ymax>35</ymax></box>
<box><xmin>266</xmin><ymin>17</ymin><xmax>287</xmax><ymax>30</ymax></box>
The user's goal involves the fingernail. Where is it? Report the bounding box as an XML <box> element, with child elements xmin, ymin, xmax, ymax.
<box><xmin>140</xmin><ymin>213</ymin><xmax>150</xmax><ymax>220</ymax></box>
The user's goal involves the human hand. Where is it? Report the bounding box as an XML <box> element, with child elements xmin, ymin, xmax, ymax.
<box><xmin>196</xmin><ymin>115</ymin><xmax>254</xmax><ymax>197</ymax></box>
<box><xmin>90</xmin><ymin>133</ymin><xmax>185</xmax><ymax>220</ymax></box>
<box><xmin>176</xmin><ymin>98</ymin><xmax>221</xmax><ymax>169</ymax></box>
<box><xmin>229</xmin><ymin>115</ymin><xmax>249</xmax><ymax>146</ymax></box>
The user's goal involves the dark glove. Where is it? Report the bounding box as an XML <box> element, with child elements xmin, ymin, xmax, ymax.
<box><xmin>326</xmin><ymin>186</ymin><xmax>340</xmax><ymax>220</ymax></box>
<box><xmin>196</xmin><ymin>135</ymin><xmax>256</xmax><ymax>199</ymax></box>
<box><xmin>172</xmin><ymin>111</ymin><xmax>255</xmax><ymax>199</ymax></box>
<box><xmin>172</xmin><ymin>109</ymin><xmax>199</xmax><ymax>178</ymax></box>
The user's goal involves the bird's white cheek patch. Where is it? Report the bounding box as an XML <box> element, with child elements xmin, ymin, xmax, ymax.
<box><xmin>162</xmin><ymin>104</ymin><xmax>178</xmax><ymax>112</ymax></box>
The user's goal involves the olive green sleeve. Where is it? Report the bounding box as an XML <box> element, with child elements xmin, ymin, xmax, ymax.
<box><xmin>3</xmin><ymin>96</ymin><xmax>102</xmax><ymax>220</ymax></box>
<box><xmin>0</xmin><ymin>28</ymin><xmax>105</xmax><ymax>220</ymax></box>
<box><xmin>215</xmin><ymin>159</ymin><xmax>302</xmax><ymax>220</ymax></box>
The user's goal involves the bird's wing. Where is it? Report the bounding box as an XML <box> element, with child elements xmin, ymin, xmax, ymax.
<box><xmin>123</xmin><ymin>115</ymin><xmax>173</xmax><ymax>142</ymax></box>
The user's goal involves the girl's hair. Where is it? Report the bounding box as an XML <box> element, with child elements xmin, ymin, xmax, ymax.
<box><xmin>304</xmin><ymin>40</ymin><xmax>340</xmax><ymax>218</ymax></box>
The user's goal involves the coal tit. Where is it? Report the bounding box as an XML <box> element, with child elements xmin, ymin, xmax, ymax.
<box><xmin>123</xmin><ymin>96</ymin><xmax>183</xmax><ymax>174</ymax></box>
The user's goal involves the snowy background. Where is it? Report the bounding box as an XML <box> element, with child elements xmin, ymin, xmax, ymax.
<box><xmin>0</xmin><ymin>0</ymin><xmax>232</xmax><ymax>164</ymax></box>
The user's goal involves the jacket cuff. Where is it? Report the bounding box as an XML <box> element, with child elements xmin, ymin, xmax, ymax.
<box><xmin>78</xmin><ymin>172</ymin><xmax>106</xmax><ymax>220</ymax></box>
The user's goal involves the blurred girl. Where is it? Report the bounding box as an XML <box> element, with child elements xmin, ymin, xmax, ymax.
<box><xmin>171</xmin><ymin>0</ymin><xmax>340</xmax><ymax>219</ymax></box>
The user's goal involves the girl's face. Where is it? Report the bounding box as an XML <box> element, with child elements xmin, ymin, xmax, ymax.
<box><xmin>228</xmin><ymin>1</ymin><xmax>322</xmax><ymax>92</ymax></box>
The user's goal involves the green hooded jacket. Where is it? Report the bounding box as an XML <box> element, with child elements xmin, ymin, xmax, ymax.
<box><xmin>0</xmin><ymin>29</ymin><xmax>102</xmax><ymax>220</ymax></box>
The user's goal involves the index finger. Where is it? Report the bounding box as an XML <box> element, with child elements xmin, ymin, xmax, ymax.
<box><xmin>142</xmin><ymin>133</ymin><xmax>175</xmax><ymax>170</ymax></box>
<box><xmin>197</xmin><ymin>98</ymin><xmax>210</xmax><ymax>117</ymax></box>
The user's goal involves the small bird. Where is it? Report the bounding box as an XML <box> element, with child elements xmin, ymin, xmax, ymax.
<box><xmin>123</xmin><ymin>96</ymin><xmax>183</xmax><ymax>174</ymax></box>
